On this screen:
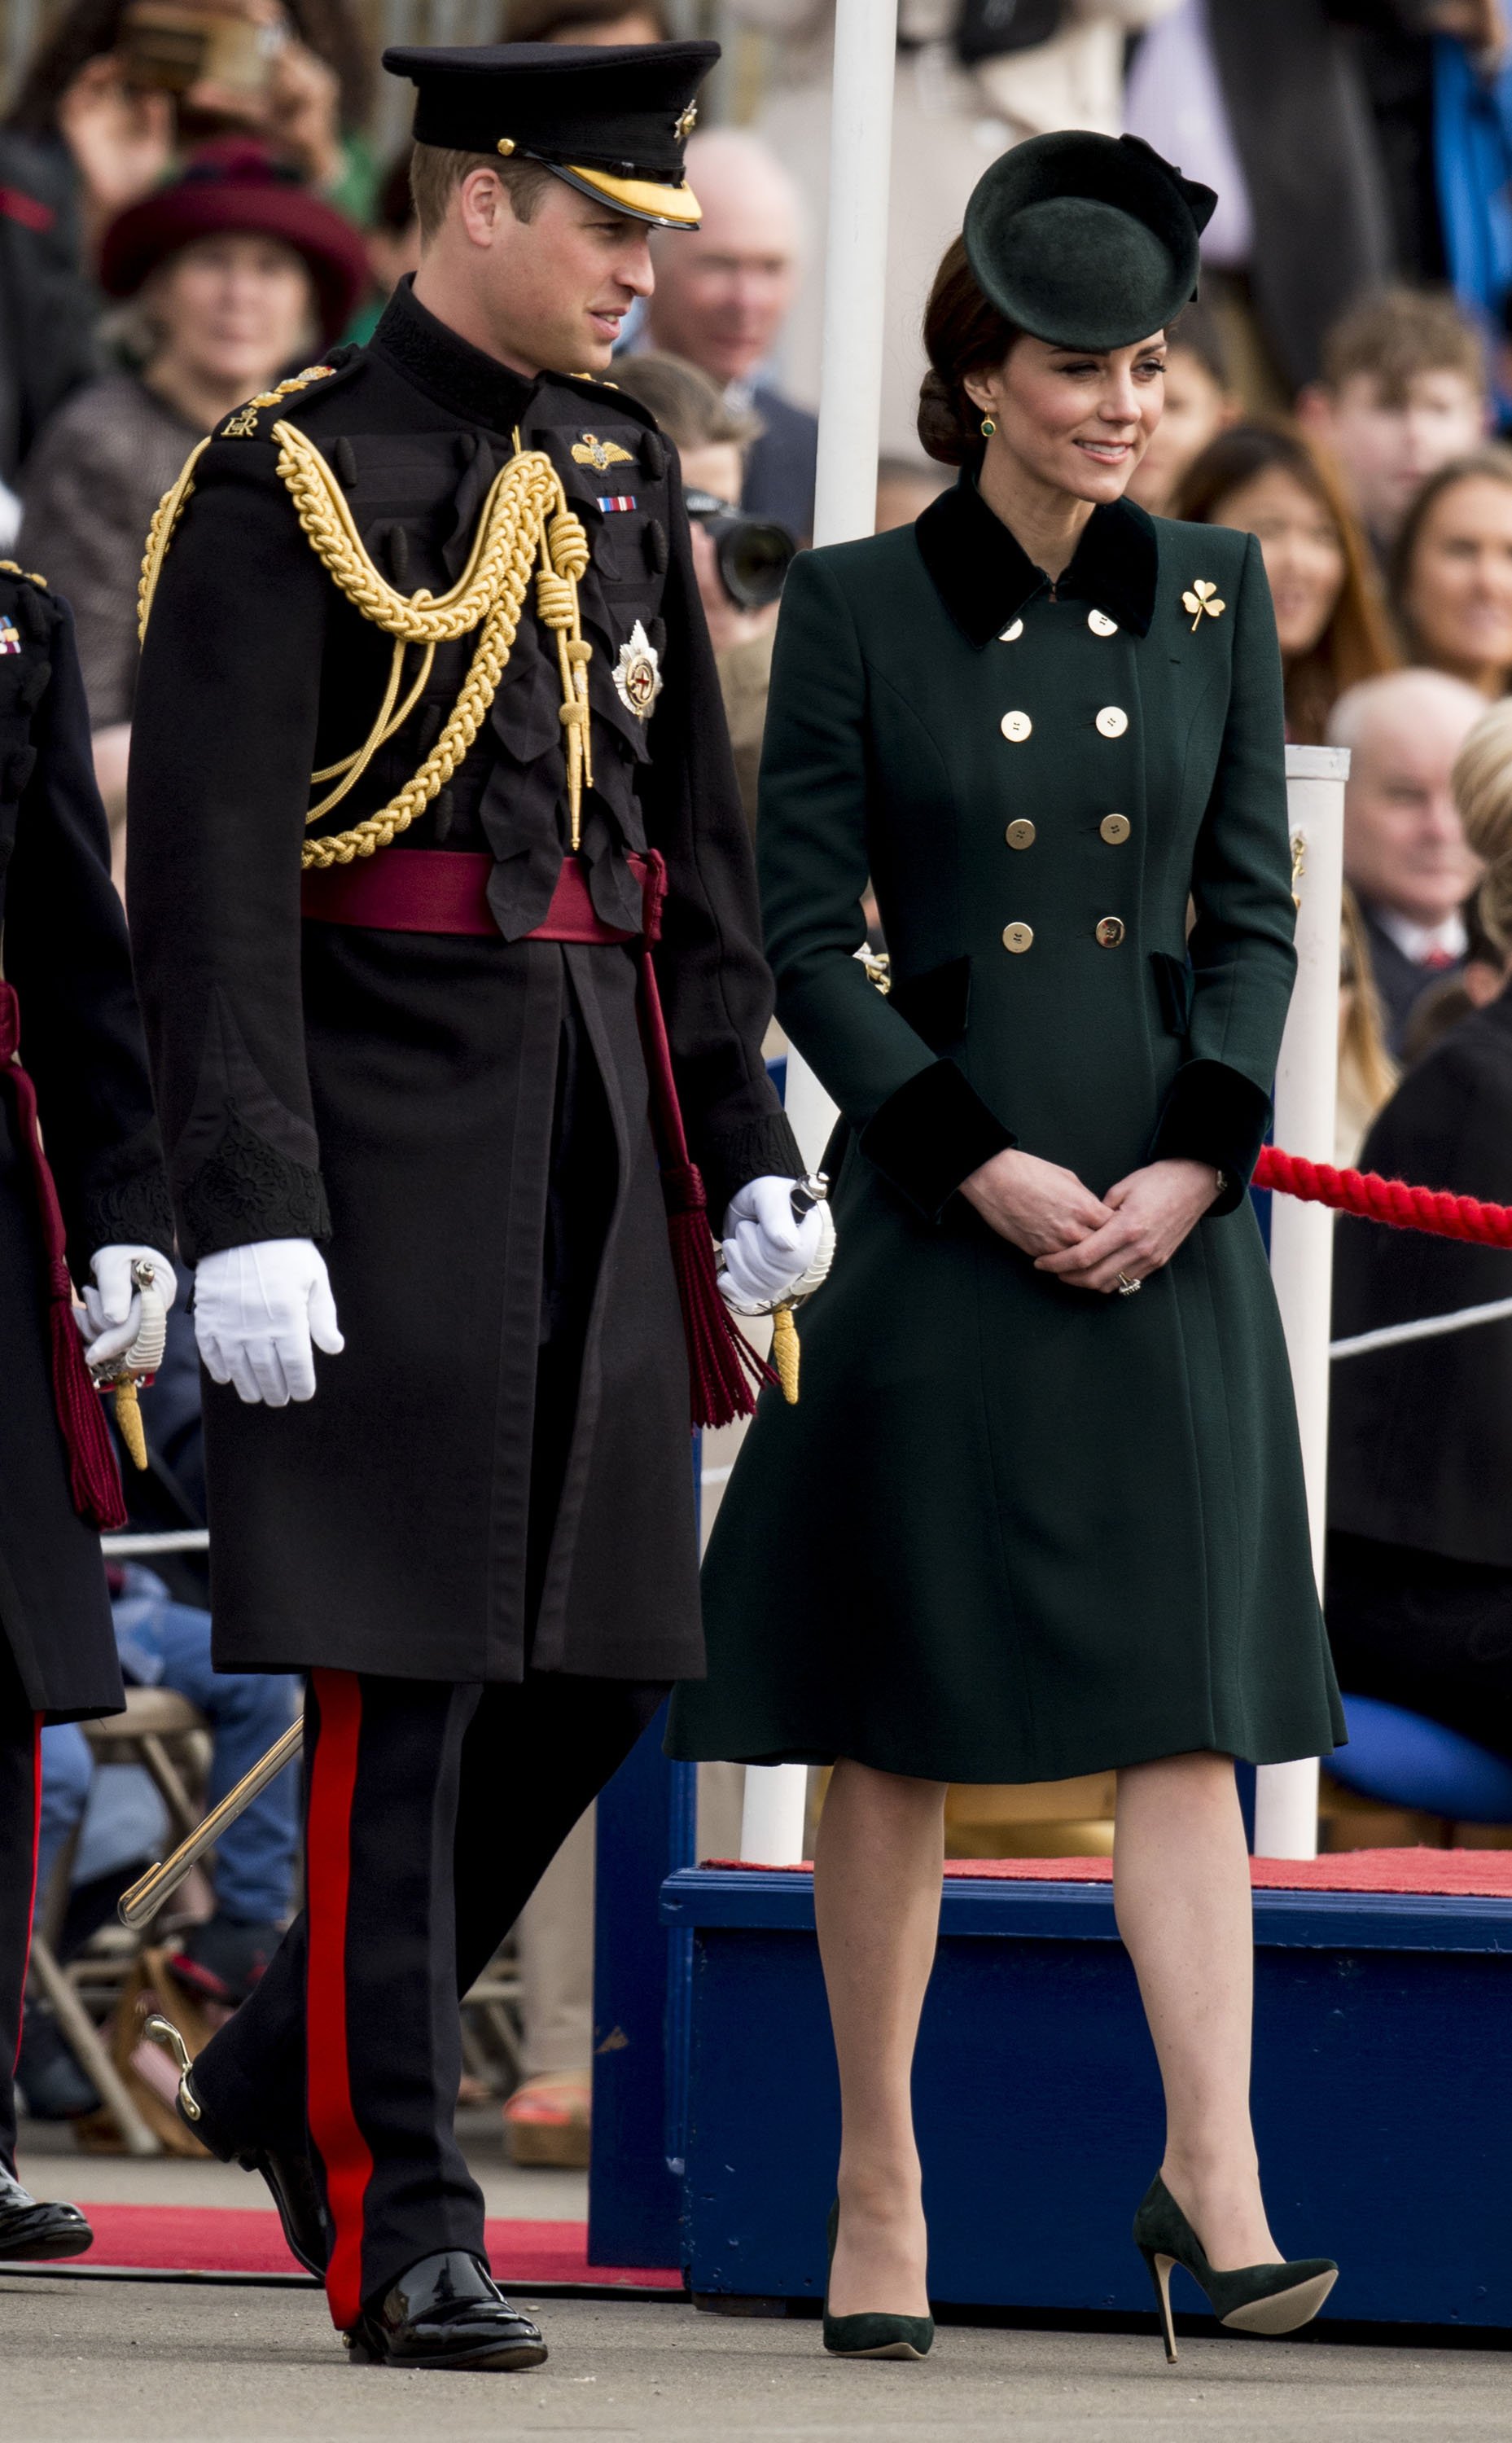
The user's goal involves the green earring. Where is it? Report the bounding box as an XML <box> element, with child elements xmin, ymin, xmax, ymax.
<box><xmin>980</xmin><ymin>415</ymin><xmax>997</xmax><ymax>438</ymax></box>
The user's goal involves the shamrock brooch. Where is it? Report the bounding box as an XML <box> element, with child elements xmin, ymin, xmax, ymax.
<box><xmin>1182</xmin><ymin>578</ymin><xmax>1226</xmax><ymax>632</ymax></box>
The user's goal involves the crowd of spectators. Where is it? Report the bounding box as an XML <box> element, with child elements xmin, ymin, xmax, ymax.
<box><xmin>5</xmin><ymin>0</ymin><xmax>1512</xmax><ymax>2140</ymax></box>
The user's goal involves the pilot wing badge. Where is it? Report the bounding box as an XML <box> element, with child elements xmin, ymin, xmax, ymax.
<box><xmin>613</xmin><ymin>621</ymin><xmax>663</xmax><ymax>720</ymax></box>
<box><xmin>572</xmin><ymin>432</ymin><xmax>635</xmax><ymax>473</ymax></box>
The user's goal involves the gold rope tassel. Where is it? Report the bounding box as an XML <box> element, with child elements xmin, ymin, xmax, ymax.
<box><xmin>771</xmin><ymin>1303</ymin><xmax>800</xmax><ymax>1404</ymax></box>
<box><xmin>112</xmin><ymin>1380</ymin><xmax>147</xmax><ymax>1470</ymax></box>
<box><xmin>138</xmin><ymin>423</ymin><xmax>594</xmax><ymax>869</ymax></box>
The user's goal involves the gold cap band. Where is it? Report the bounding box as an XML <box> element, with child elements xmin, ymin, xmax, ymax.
<box><xmin>554</xmin><ymin>162</ymin><xmax>701</xmax><ymax>228</ymax></box>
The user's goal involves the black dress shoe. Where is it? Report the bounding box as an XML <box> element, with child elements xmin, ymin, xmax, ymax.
<box><xmin>0</xmin><ymin>2167</ymin><xmax>93</xmax><ymax>2262</ymax></box>
<box><xmin>182</xmin><ymin>2070</ymin><xmax>330</xmax><ymax>2279</ymax></box>
<box><xmin>144</xmin><ymin>2015</ymin><xmax>329</xmax><ymax>2279</ymax></box>
<box><xmin>346</xmin><ymin>2251</ymin><xmax>549</xmax><ymax>2371</ymax></box>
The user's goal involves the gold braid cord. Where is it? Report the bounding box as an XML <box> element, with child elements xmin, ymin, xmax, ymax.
<box><xmin>135</xmin><ymin>422</ymin><xmax>594</xmax><ymax>862</ymax></box>
<box><xmin>276</xmin><ymin>421</ymin><xmax>592</xmax><ymax>865</ymax></box>
<box><xmin>137</xmin><ymin>438</ymin><xmax>211</xmax><ymax>643</ymax></box>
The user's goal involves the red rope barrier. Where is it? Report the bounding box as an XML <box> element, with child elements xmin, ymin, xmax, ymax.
<box><xmin>1255</xmin><ymin>1146</ymin><xmax>1512</xmax><ymax>1249</ymax></box>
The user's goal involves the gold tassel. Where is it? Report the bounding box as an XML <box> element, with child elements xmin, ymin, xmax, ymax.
<box><xmin>113</xmin><ymin>1380</ymin><xmax>148</xmax><ymax>1470</ymax></box>
<box><xmin>772</xmin><ymin>1304</ymin><xmax>800</xmax><ymax>1404</ymax></box>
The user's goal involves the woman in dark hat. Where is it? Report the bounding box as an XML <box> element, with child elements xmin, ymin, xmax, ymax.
<box><xmin>17</xmin><ymin>140</ymin><xmax>367</xmax><ymax>863</ymax></box>
<box><xmin>669</xmin><ymin>131</ymin><xmax>1342</xmax><ymax>2361</ymax></box>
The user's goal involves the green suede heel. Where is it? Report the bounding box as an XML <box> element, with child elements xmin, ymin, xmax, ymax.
<box><xmin>822</xmin><ymin>2200</ymin><xmax>935</xmax><ymax>2362</ymax></box>
<box><xmin>1133</xmin><ymin>2174</ymin><xmax>1339</xmax><ymax>2363</ymax></box>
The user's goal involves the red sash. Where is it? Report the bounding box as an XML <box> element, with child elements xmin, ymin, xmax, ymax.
<box><xmin>301</xmin><ymin>849</ymin><xmax>771</xmax><ymax>1428</ymax></box>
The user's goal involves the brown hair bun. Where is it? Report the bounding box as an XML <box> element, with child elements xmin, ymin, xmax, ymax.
<box><xmin>917</xmin><ymin>235</ymin><xmax>1019</xmax><ymax>467</ymax></box>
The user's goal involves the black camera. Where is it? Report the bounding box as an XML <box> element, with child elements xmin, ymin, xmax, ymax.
<box><xmin>683</xmin><ymin>490</ymin><xmax>796</xmax><ymax>611</ymax></box>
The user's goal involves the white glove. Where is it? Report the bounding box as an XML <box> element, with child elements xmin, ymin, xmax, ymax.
<box><xmin>194</xmin><ymin>1239</ymin><xmax>344</xmax><ymax>1407</ymax></box>
<box><xmin>718</xmin><ymin>1176</ymin><xmax>833</xmax><ymax>1311</ymax></box>
<box><xmin>77</xmin><ymin>1245</ymin><xmax>177</xmax><ymax>1372</ymax></box>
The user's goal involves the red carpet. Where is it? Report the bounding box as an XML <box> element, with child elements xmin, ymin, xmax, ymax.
<box><xmin>709</xmin><ymin>1847</ymin><xmax>1512</xmax><ymax>1897</ymax></box>
<box><xmin>32</xmin><ymin>2205</ymin><xmax>681</xmax><ymax>2287</ymax></box>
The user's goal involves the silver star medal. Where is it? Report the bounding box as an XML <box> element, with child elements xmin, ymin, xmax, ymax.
<box><xmin>612</xmin><ymin>620</ymin><xmax>663</xmax><ymax>721</ymax></box>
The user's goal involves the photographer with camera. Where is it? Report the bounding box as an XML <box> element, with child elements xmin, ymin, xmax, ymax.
<box><xmin>616</xmin><ymin>349</ymin><xmax>795</xmax><ymax>833</ymax></box>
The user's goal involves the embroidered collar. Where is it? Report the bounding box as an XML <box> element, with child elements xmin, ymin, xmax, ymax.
<box><xmin>371</xmin><ymin>276</ymin><xmax>539</xmax><ymax>433</ymax></box>
<box><xmin>915</xmin><ymin>472</ymin><xmax>1159</xmax><ymax>647</ymax></box>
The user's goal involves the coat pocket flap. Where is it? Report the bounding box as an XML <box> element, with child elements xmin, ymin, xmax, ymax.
<box><xmin>889</xmin><ymin>954</ymin><xmax>971</xmax><ymax>1051</ymax></box>
<box><xmin>1150</xmin><ymin>950</ymin><xmax>1194</xmax><ymax>1038</ymax></box>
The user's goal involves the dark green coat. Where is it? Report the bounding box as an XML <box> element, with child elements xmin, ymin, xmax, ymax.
<box><xmin>670</xmin><ymin>479</ymin><xmax>1344</xmax><ymax>1783</ymax></box>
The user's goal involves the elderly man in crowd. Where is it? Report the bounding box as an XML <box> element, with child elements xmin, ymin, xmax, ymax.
<box><xmin>1328</xmin><ymin>669</ymin><xmax>1488</xmax><ymax>1050</ymax></box>
<box><xmin>639</xmin><ymin>126</ymin><xmax>815</xmax><ymax>538</ymax></box>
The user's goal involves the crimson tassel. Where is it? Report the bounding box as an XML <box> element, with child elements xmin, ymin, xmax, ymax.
<box><xmin>0</xmin><ymin>983</ymin><xmax>125</xmax><ymax>1529</ymax></box>
<box><xmin>662</xmin><ymin>1159</ymin><xmax>775</xmax><ymax>1430</ymax></box>
<box><xmin>633</xmin><ymin>855</ymin><xmax>778</xmax><ymax>1428</ymax></box>
<box><xmin>46</xmin><ymin>1255</ymin><xmax>126</xmax><ymax>1529</ymax></box>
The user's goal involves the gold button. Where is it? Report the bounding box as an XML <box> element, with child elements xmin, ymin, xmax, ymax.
<box><xmin>1095</xmin><ymin>915</ymin><xmax>1126</xmax><ymax>947</ymax></box>
<box><xmin>1096</xmin><ymin>705</ymin><xmax>1129</xmax><ymax>737</ymax></box>
<box><xmin>1001</xmin><ymin>709</ymin><xmax>1032</xmax><ymax>742</ymax></box>
<box><xmin>1006</xmin><ymin>818</ymin><xmax>1036</xmax><ymax>849</ymax></box>
<box><xmin>1002</xmin><ymin>922</ymin><xmax>1034</xmax><ymax>954</ymax></box>
<box><xmin>999</xmin><ymin>617</ymin><xmax>1023</xmax><ymax>642</ymax></box>
<box><xmin>1087</xmin><ymin>608</ymin><xmax>1119</xmax><ymax>636</ymax></box>
<box><xmin>1100</xmin><ymin>813</ymin><xmax>1131</xmax><ymax>844</ymax></box>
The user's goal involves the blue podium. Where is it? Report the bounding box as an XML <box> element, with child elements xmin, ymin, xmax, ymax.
<box><xmin>662</xmin><ymin>1864</ymin><xmax>1512</xmax><ymax>2329</ymax></box>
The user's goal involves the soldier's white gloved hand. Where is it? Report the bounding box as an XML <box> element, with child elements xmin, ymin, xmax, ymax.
<box><xmin>77</xmin><ymin>1245</ymin><xmax>177</xmax><ymax>1371</ymax></box>
<box><xmin>718</xmin><ymin>1176</ymin><xmax>832</xmax><ymax>1310</ymax></box>
<box><xmin>194</xmin><ymin>1240</ymin><xmax>344</xmax><ymax>1408</ymax></box>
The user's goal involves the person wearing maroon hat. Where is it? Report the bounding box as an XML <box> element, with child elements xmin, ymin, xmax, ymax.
<box><xmin>17</xmin><ymin>141</ymin><xmax>368</xmax><ymax>871</ymax></box>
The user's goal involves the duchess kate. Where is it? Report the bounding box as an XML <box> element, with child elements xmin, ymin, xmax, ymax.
<box><xmin>671</xmin><ymin>131</ymin><xmax>1343</xmax><ymax>2362</ymax></box>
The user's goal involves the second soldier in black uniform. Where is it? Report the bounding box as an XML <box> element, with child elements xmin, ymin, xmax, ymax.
<box><xmin>127</xmin><ymin>42</ymin><xmax>821</xmax><ymax>2371</ymax></box>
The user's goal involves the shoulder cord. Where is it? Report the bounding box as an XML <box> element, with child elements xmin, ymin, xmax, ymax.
<box><xmin>136</xmin><ymin>422</ymin><xmax>595</xmax><ymax>863</ymax></box>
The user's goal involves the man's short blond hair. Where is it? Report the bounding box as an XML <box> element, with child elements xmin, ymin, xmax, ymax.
<box><xmin>410</xmin><ymin>143</ymin><xmax>555</xmax><ymax>246</ymax></box>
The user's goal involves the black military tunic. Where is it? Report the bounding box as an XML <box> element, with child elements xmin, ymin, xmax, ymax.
<box><xmin>128</xmin><ymin>279</ymin><xmax>797</xmax><ymax>1685</ymax></box>
<box><xmin>0</xmin><ymin>564</ymin><xmax>173</xmax><ymax>1722</ymax></box>
<box><xmin>0</xmin><ymin>562</ymin><xmax>171</xmax><ymax>2189</ymax></box>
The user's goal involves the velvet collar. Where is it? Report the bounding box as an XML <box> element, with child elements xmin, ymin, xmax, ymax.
<box><xmin>370</xmin><ymin>275</ymin><xmax>538</xmax><ymax>433</ymax></box>
<box><xmin>915</xmin><ymin>473</ymin><xmax>1159</xmax><ymax>647</ymax></box>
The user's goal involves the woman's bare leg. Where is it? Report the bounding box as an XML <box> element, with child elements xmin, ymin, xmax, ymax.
<box><xmin>1114</xmin><ymin>1751</ymin><xmax>1281</xmax><ymax>2270</ymax></box>
<box><xmin>813</xmin><ymin>1758</ymin><xmax>946</xmax><ymax>2318</ymax></box>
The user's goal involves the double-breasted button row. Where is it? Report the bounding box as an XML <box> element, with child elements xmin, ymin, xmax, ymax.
<box><xmin>1005</xmin><ymin>814</ymin><xmax>1130</xmax><ymax>849</ymax></box>
<box><xmin>1001</xmin><ymin>917</ymin><xmax>1129</xmax><ymax>953</ymax></box>
<box><xmin>998</xmin><ymin>608</ymin><xmax>1119</xmax><ymax>639</ymax></box>
<box><xmin>1000</xmin><ymin>704</ymin><xmax>1130</xmax><ymax>743</ymax></box>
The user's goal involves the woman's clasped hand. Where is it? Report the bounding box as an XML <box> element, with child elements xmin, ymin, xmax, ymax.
<box><xmin>961</xmin><ymin>1148</ymin><xmax>1220</xmax><ymax>1292</ymax></box>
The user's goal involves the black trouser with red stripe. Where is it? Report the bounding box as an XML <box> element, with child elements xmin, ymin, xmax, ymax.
<box><xmin>192</xmin><ymin>1037</ymin><xmax>672</xmax><ymax>2327</ymax></box>
<box><xmin>192</xmin><ymin>1664</ymin><xmax>665</xmax><ymax>2327</ymax></box>
<box><xmin>0</xmin><ymin>1638</ymin><xmax>42</xmax><ymax>2178</ymax></box>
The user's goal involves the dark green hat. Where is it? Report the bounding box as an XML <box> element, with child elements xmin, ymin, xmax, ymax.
<box><xmin>963</xmin><ymin>132</ymin><xmax>1216</xmax><ymax>351</ymax></box>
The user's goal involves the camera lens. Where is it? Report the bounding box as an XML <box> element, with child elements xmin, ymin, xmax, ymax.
<box><xmin>685</xmin><ymin>491</ymin><xmax>796</xmax><ymax>610</ymax></box>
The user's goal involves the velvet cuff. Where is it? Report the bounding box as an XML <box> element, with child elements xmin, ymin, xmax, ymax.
<box><xmin>860</xmin><ymin>1059</ymin><xmax>1015</xmax><ymax>1222</ymax></box>
<box><xmin>1147</xmin><ymin>1058</ymin><xmax>1272</xmax><ymax>1214</ymax></box>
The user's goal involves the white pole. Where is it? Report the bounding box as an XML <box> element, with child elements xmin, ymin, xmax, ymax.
<box><xmin>738</xmin><ymin>0</ymin><xmax>898</xmax><ymax>1872</ymax></box>
<box><xmin>1253</xmin><ymin>745</ymin><xmax>1348</xmax><ymax>1860</ymax></box>
<box><xmin>810</xmin><ymin>0</ymin><xmax>900</xmax><ymax>552</ymax></box>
